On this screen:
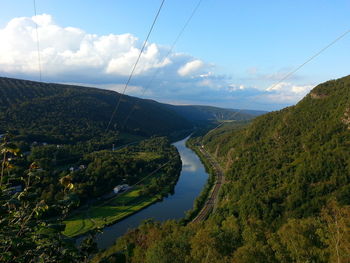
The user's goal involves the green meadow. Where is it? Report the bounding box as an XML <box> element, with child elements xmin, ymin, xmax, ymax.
<box><xmin>63</xmin><ymin>187</ymin><xmax>160</xmax><ymax>237</ymax></box>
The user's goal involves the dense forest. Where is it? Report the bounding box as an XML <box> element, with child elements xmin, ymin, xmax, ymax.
<box><xmin>0</xmin><ymin>77</ymin><xmax>257</xmax><ymax>147</ymax></box>
<box><xmin>3</xmin><ymin>135</ymin><xmax>181</xmax><ymax>212</ymax></box>
<box><xmin>0</xmin><ymin>77</ymin><xmax>194</xmax><ymax>146</ymax></box>
<box><xmin>94</xmin><ymin>75</ymin><xmax>350</xmax><ymax>262</ymax></box>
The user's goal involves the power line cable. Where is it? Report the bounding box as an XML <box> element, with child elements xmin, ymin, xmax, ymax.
<box><xmin>201</xmin><ymin>109</ymin><xmax>243</xmax><ymax>144</ymax></box>
<box><xmin>269</xmin><ymin>28</ymin><xmax>350</xmax><ymax>91</ymax></box>
<box><xmin>122</xmin><ymin>0</ymin><xmax>204</xmax><ymax>127</ymax></box>
<box><xmin>132</xmin><ymin>159</ymin><xmax>172</xmax><ymax>186</ymax></box>
<box><xmin>33</xmin><ymin>0</ymin><xmax>42</xmax><ymax>82</ymax></box>
<box><xmin>105</xmin><ymin>0</ymin><xmax>166</xmax><ymax>132</ymax></box>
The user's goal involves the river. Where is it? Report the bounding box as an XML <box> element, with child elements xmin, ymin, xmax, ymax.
<box><xmin>84</xmin><ymin>135</ymin><xmax>208</xmax><ymax>249</ymax></box>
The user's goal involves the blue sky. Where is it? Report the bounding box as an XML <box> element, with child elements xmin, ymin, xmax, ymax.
<box><xmin>0</xmin><ymin>0</ymin><xmax>349</xmax><ymax>110</ymax></box>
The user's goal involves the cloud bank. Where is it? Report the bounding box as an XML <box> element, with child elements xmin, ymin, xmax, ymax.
<box><xmin>0</xmin><ymin>14</ymin><xmax>197</xmax><ymax>77</ymax></box>
<box><xmin>0</xmin><ymin>14</ymin><xmax>314</xmax><ymax>111</ymax></box>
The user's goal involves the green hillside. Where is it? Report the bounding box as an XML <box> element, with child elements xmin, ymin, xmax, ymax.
<box><xmin>197</xmin><ymin>74</ymin><xmax>350</xmax><ymax>261</ymax></box>
<box><xmin>0</xmin><ymin>77</ymin><xmax>260</xmax><ymax>146</ymax></box>
<box><xmin>0</xmin><ymin>77</ymin><xmax>192</xmax><ymax>144</ymax></box>
<box><xmin>203</xmin><ymin>75</ymin><xmax>350</xmax><ymax>220</ymax></box>
<box><xmin>96</xmin><ymin>75</ymin><xmax>350</xmax><ymax>262</ymax></box>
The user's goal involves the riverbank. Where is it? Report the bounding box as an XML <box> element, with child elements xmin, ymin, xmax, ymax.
<box><xmin>63</xmin><ymin>143</ymin><xmax>182</xmax><ymax>238</ymax></box>
<box><xmin>181</xmin><ymin>138</ymin><xmax>217</xmax><ymax>222</ymax></box>
<box><xmin>78</xmin><ymin>136</ymin><xmax>209</xmax><ymax>249</ymax></box>
<box><xmin>90</xmin><ymin>137</ymin><xmax>221</xmax><ymax>261</ymax></box>
<box><xmin>65</xmin><ymin>135</ymin><xmax>221</xmax><ymax>238</ymax></box>
<box><xmin>63</xmin><ymin>187</ymin><xmax>161</xmax><ymax>237</ymax></box>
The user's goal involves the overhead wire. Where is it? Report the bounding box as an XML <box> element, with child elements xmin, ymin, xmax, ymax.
<box><xmin>30</xmin><ymin>1</ymin><xmax>349</xmax><ymax>165</ymax></box>
<box><xmin>23</xmin><ymin>0</ymin><xmax>172</xmax><ymax>190</ymax></box>
<box><xmin>105</xmin><ymin>0</ymin><xmax>166</xmax><ymax>132</ymax></box>
<box><xmin>26</xmin><ymin>2</ymin><xmax>350</xmax><ymax>211</ymax></box>
<box><xmin>197</xmin><ymin>29</ymin><xmax>350</xmax><ymax>211</ymax></box>
<box><xmin>201</xmin><ymin>109</ymin><xmax>243</xmax><ymax>145</ymax></box>
<box><xmin>268</xmin><ymin>28</ymin><xmax>350</xmax><ymax>91</ymax></box>
<box><xmin>24</xmin><ymin>3</ymin><xmax>350</xmax><ymax>215</ymax></box>
<box><xmin>199</xmin><ymin>29</ymin><xmax>350</xmax><ymax>187</ymax></box>
<box><xmin>122</xmin><ymin>0</ymin><xmax>204</xmax><ymax>128</ymax></box>
<box><xmin>132</xmin><ymin>159</ymin><xmax>172</xmax><ymax>187</ymax></box>
<box><xmin>33</xmin><ymin>0</ymin><xmax>42</xmax><ymax>82</ymax></box>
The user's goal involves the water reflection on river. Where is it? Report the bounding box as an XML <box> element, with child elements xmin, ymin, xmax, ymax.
<box><xmin>82</xmin><ymin>136</ymin><xmax>208</xmax><ymax>249</ymax></box>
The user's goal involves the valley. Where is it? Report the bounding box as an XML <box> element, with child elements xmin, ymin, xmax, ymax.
<box><xmin>93</xmin><ymin>75</ymin><xmax>350</xmax><ymax>263</ymax></box>
<box><xmin>0</xmin><ymin>77</ymin><xmax>250</xmax><ymax>261</ymax></box>
<box><xmin>1</xmin><ymin>1</ymin><xmax>349</xmax><ymax>262</ymax></box>
<box><xmin>2</xmin><ymin>75</ymin><xmax>350</xmax><ymax>263</ymax></box>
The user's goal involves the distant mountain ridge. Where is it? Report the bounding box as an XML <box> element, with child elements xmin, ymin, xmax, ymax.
<box><xmin>163</xmin><ymin>104</ymin><xmax>265</xmax><ymax>123</ymax></box>
<box><xmin>0</xmin><ymin>77</ymin><xmax>191</xmax><ymax>143</ymax></box>
<box><xmin>0</xmin><ymin>77</ymin><xmax>260</xmax><ymax>144</ymax></box>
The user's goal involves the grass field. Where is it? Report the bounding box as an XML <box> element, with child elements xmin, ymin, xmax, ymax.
<box><xmin>63</xmin><ymin>188</ymin><xmax>160</xmax><ymax>237</ymax></box>
<box><xmin>134</xmin><ymin>151</ymin><xmax>161</xmax><ymax>161</ymax></box>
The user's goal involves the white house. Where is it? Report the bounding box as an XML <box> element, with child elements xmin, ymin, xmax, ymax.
<box><xmin>113</xmin><ymin>184</ymin><xmax>130</xmax><ymax>194</ymax></box>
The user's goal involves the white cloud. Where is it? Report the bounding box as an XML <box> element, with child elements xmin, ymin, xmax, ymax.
<box><xmin>264</xmin><ymin>82</ymin><xmax>314</xmax><ymax>103</ymax></box>
<box><xmin>180</xmin><ymin>152</ymin><xmax>200</xmax><ymax>172</ymax></box>
<box><xmin>0</xmin><ymin>14</ymin><xmax>314</xmax><ymax>111</ymax></box>
<box><xmin>291</xmin><ymin>84</ymin><xmax>312</xmax><ymax>94</ymax></box>
<box><xmin>266</xmin><ymin>82</ymin><xmax>286</xmax><ymax>92</ymax></box>
<box><xmin>177</xmin><ymin>59</ymin><xmax>205</xmax><ymax>76</ymax></box>
<box><xmin>199</xmin><ymin>72</ymin><xmax>213</xmax><ymax>78</ymax></box>
<box><xmin>63</xmin><ymin>82</ymin><xmax>145</xmax><ymax>96</ymax></box>
<box><xmin>228</xmin><ymin>84</ymin><xmax>246</xmax><ymax>92</ymax></box>
<box><xmin>0</xmin><ymin>14</ymin><xmax>175</xmax><ymax>77</ymax></box>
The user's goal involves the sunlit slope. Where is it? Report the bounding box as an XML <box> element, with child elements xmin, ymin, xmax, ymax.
<box><xmin>203</xmin><ymin>75</ymin><xmax>350</xmax><ymax>222</ymax></box>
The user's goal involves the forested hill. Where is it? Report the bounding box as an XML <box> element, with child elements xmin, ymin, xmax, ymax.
<box><xmin>0</xmin><ymin>77</ymin><xmax>260</xmax><ymax>145</ymax></box>
<box><xmin>163</xmin><ymin>104</ymin><xmax>264</xmax><ymax>123</ymax></box>
<box><xmin>96</xmin><ymin>75</ymin><xmax>350</xmax><ymax>262</ymax></box>
<box><xmin>0</xmin><ymin>77</ymin><xmax>193</xmax><ymax>143</ymax></box>
<box><xmin>199</xmin><ymin>74</ymin><xmax>350</xmax><ymax>261</ymax></box>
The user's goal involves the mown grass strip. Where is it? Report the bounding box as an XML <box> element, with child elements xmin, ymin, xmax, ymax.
<box><xmin>63</xmin><ymin>188</ymin><xmax>159</xmax><ymax>237</ymax></box>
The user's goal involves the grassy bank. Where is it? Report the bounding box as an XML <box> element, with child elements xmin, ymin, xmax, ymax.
<box><xmin>63</xmin><ymin>156</ymin><xmax>182</xmax><ymax>237</ymax></box>
<box><xmin>63</xmin><ymin>187</ymin><xmax>161</xmax><ymax>237</ymax></box>
<box><xmin>181</xmin><ymin>138</ymin><xmax>216</xmax><ymax>222</ymax></box>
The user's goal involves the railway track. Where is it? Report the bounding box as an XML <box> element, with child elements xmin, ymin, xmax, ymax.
<box><xmin>191</xmin><ymin>147</ymin><xmax>224</xmax><ymax>223</ymax></box>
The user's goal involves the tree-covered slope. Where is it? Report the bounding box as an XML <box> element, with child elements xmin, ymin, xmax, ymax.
<box><xmin>95</xmin><ymin>75</ymin><xmax>350</xmax><ymax>263</ymax></box>
<box><xmin>0</xmin><ymin>77</ymin><xmax>192</xmax><ymax>143</ymax></box>
<box><xmin>198</xmin><ymin>74</ymin><xmax>350</xmax><ymax>261</ymax></box>
<box><xmin>204</xmin><ymin>75</ymin><xmax>350</xmax><ymax>221</ymax></box>
<box><xmin>0</xmin><ymin>77</ymin><xmax>260</xmax><ymax>145</ymax></box>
